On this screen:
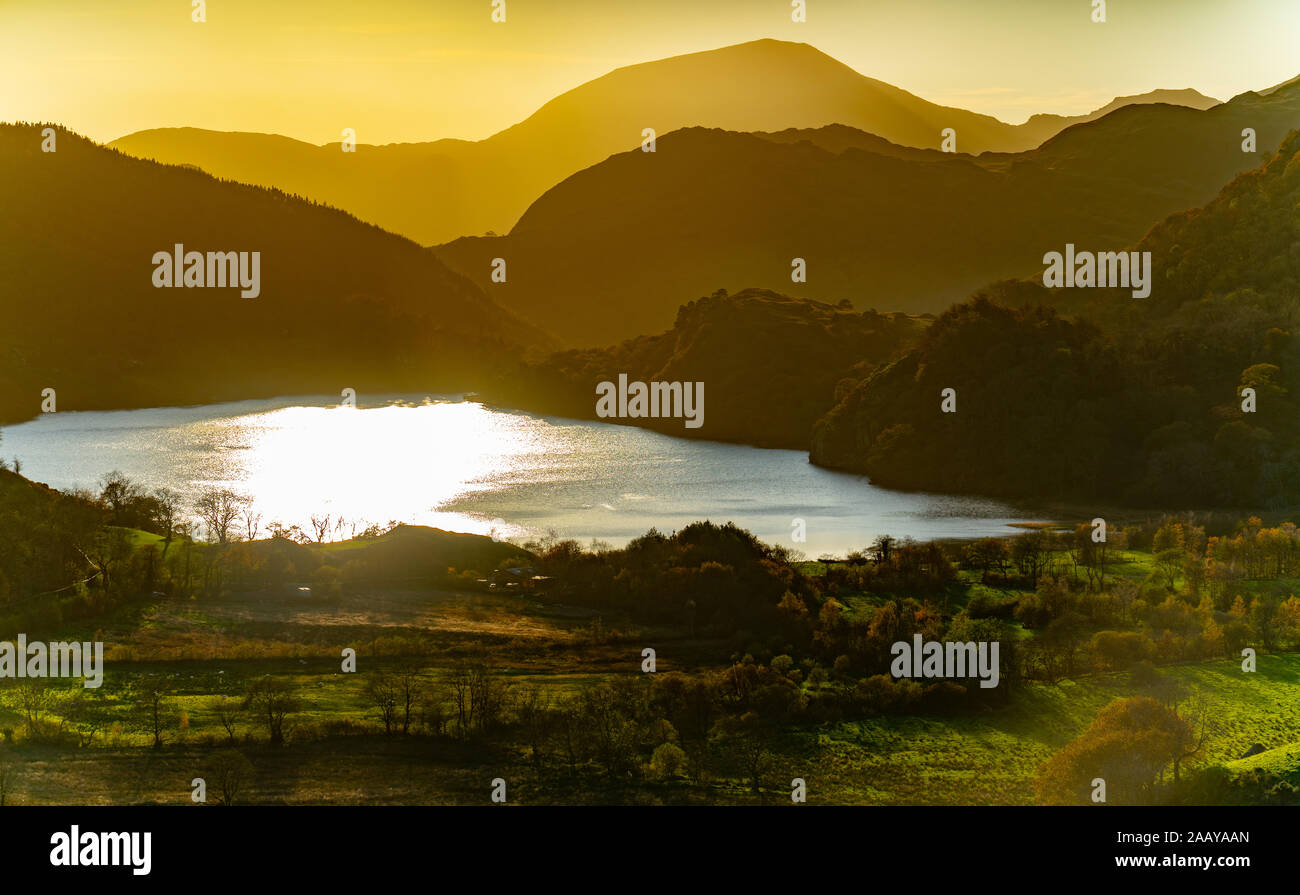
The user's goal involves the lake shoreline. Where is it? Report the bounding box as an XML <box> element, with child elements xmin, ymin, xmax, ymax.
<box><xmin>3</xmin><ymin>392</ymin><xmax>1215</xmax><ymax>533</ymax></box>
<box><xmin>1</xmin><ymin>395</ymin><xmax>1052</xmax><ymax>556</ymax></box>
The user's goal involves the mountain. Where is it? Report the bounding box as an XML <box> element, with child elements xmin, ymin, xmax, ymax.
<box><xmin>1020</xmin><ymin>88</ymin><xmax>1218</xmax><ymax>133</ymax></box>
<box><xmin>0</xmin><ymin>124</ymin><xmax>544</xmax><ymax>425</ymax></box>
<box><xmin>807</xmin><ymin>130</ymin><xmax>1300</xmax><ymax>508</ymax></box>
<box><xmin>480</xmin><ymin>288</ymin><xmax>925</xmax><ymax>449</ymax></box>
<box><xmin>109</xmin><ymin>40</ymin><xmax>1222</xmax><ymax>246</ymax></box>
<box><xmin>108</xmin><ymin>128</ymin><xmax>477</xmax><ymax>247</ymax></box>
<box><xmin>433</xmin><ymin>79</ymin><xmax>1300</xmax><ymax>346</ymax></box>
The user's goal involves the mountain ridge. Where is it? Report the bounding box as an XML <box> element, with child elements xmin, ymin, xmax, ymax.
<box><xmin>431</xmin><ymin>78</ymin><xmax>1300</xmax><ymax>345</ymax></box>
<box><xmin>106</xmin><ymin>39</ymin><xmax>1238</xmax><ymax>245</ymax></box>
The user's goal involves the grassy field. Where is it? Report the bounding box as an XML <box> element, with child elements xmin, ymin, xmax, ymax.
<box><xmin>2</xmin><ymin>568</ymin><xmax>1297</xmax><ymax>805</ymax></box>
<box><xmin>0</xmin><ymin>580</ymin><xmax>733</xmax><ymax>805</ymax></box>
<box><xmin>2</xmin><ymin>525</ymin><xmax>1298</xmax><ymax>806</ymax></box>
<box><xmin>6</xmin><ymin>652</ymin><xmax>1296</xmax><ymax>805</ymax></box>
<box><xmin>798</xmin><ymin>654</ymin><xmax>1300</xmax><ymax>805</ymax></box>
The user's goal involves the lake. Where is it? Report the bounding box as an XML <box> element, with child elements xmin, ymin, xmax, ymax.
<box><xmin>2</xmin><ymin>395</ymin><xmax>1041</xmax><ymax>556</ymax></box>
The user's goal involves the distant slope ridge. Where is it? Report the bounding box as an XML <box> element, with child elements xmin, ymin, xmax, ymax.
<box><xmin>109</xmin><ymin>39</ymin><xmax>1228</xmax><ymax>245</ymax></box>
<box><xmin>432</xmin><ymin>78</ymin><xmax>1300</xmax><ymax>346</ymax></box>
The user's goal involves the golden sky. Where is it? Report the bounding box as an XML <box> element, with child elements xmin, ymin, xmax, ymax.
<box><xmin>3</xmin><ymin>0</ymin><xmax>1298</xmax><ymax>145</ymax></box>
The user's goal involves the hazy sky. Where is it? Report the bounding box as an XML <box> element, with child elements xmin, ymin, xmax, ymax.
<box><xmin>3</xmin><ymin>0</ymin><xmax>1298</xmax><ymax>145</ymax></box>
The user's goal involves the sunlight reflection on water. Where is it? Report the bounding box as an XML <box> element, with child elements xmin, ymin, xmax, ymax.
<box><xmin>5</xmin><ymin>395</ymin><xmax>1040</xmax><ymax>555</ymax></box>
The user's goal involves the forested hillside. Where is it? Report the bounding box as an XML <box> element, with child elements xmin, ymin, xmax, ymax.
<box><xmin>811</xmin><ymin>131</ymin><xmax>1300</xmax><ymax>508</ymax></box>
<box><xmin>0</xmin><ymin>124</ymin><xmax>542</xmax><ymax>425</ymax></box>
<box><xmin>482</xmin><ymin>288</ymin><xmax>924</xmax><ymax>448</ymax></box>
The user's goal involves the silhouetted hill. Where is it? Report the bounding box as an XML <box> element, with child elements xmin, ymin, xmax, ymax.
<box><xmin>754</xmin><ymin>124</ymin><xmax>954</xmax><ymax>160</ymax></box>
<box><xmin>330</xmin><ymin>524</ymin><xmax>530</xmax><ymax>584</ymax></box>
<box><xmin>481</xmin><ymin>288</ymin><xmax>925</xmax><ymax>448</ymax></box>
<box><xmin>109</xmin><ymin>40</ymin><xmax>1224</xmax><ymax>245</ymax></box>
<box><xmin>0</xmin><ymin>124</ymin><xmax>544</xmax><ymax>425</ymax></box>
<box><xmin>1021</xmin><ymin>87</ymin><xmax>1218</xmax><ymax>133</ymax></box>
<box><xmin>109</xmin><ymin>127</ymin><xmax>476</xmax><ymax>246</ymax></box>
<box><xmin>809</xmin><ymin>131</ymin><xmax>1300</xmax><ymax>508</ymax></box>
<box><xmin>433</xmin><ymin>80</ymin><xmax>1300</xmax><ymax>346</ymax></box>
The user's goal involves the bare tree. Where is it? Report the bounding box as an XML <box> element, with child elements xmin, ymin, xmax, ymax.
<box><xmin>420</xmin><ymin>683</ymin><xmax>450</xmax><ymax>736</ymax></box>
<box><xmin>174</xmin><ymin>520</ymin><xmax>196</xmax><ymax>594</ymax></box>
<box><xmin>61</xmin><ymin>690</ymin><xmax>106</xmax><ymax>747</ymax></box>
<box><xmin>208</xmin><ymin>750</ymin><xmax>254</xmax><ymax>805</ymax></box>
<box><xmin>364</xmin><ymin>671</ymin><xmax>399</xmax><ymax>734</ymax></box>
<box><xmin>394</xmin><ymin>664</ymin><xmax>423</xmax><ymax>735</ymax></box>
<box><xmin>244</xmin><ymin>677</ymin><xmax>299</xmax><ymax>746</ymax></box>
<box><xmin>309</xmin><ymin>513</ymin><xmax>332</xmax><ymax>543</ymax></box>
<box><xmin>16</xmin><ymin>679</ymin><xmax>54</xmax><ymax>739</ymax></box>
<box><xmin>448</xmin><ymin>664</ymin><xmax>473</xmax><ymax>737</ymax></box>
<box><xmin>77</xmin><ymin>526</ymin><xmax>133</xmax><ymax>596</ymax></box>
<box><xmin>517</xmin><ymin>685</ymin><xmax>552</xmax><ymax>768</ymax></box>
<box><xmin>98</xmin><ymin>470</ymin><xmax>141</xmax><ymax>525</ymax></box>
<box><xmin>195</xmin><ymin>488</ymin><xmax>247</xmax><ymax>544</ymax></box>
<box><xmin>214</xmin><ymin>695</ymin><xmax>242</xmax><ymax>744</ymax></box>
<box><xmin>241</xmin><ymin>506</ymin><xmax>262</xmax><ymax>543</ymax></box>
<box><xmin>153</xmin><ymin>487</ymin><xmax>181</xmax><ymax>557</ymax></box>
<box><xmin>870</xmin><ymin>534</ymin><xmax>896</xmax><ymax>565</ymax></box>
<box><xmin>467</xmin><ymin>664</ymin><xmax>510</xmax><ymax>736</ymax></box>
<box><xmin>1171</xmin><ymin>691</ymin><xmax>1215</xmax><ymax>784</ymax></box>
<box><xmin>135</xmin><ymin>674</ymin><xmax>173</xmax><ymax>749</ymax></box>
